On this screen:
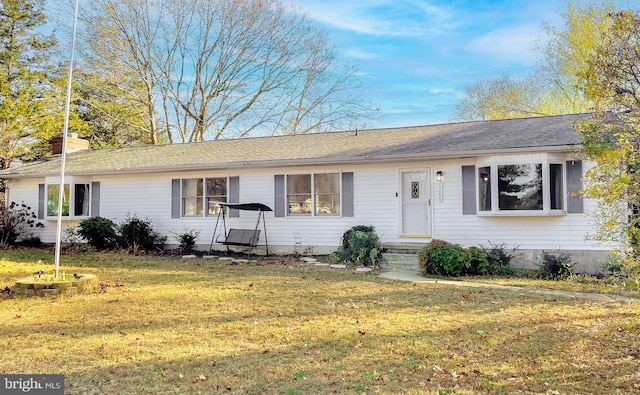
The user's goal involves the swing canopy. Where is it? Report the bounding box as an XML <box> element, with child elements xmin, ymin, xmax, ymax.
<box><xmin>217</xmin><ymin>202</ymin><xmax>273</xmax><ymax>211</ymax></box>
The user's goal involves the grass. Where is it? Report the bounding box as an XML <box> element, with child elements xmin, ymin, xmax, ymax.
<box><xmin>449</xmin><ymin>271</ymin><xmax>640</xmax><ymax>298</ymax></box>
<box><xmin>1</xmin><ymin>248</ymin><xmax>639</xmax><ymax>394</ymax></box>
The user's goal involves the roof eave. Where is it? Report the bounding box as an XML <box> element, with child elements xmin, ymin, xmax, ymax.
<box><xmin>0</xmin><ymin>144</ymin><xmax>581</xmax><ymax>178</ymax></box>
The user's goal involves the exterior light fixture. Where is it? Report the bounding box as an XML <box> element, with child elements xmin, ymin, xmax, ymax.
<box><xmin>435</xmin><ymin>171</ymin><xmax>444</xmax><ymax>202</ymax></box>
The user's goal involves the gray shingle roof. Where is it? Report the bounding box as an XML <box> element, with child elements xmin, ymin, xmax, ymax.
<box><xmin>0</xmin><ymin>113</ymin><xmax>588</xmax><ymax>178</ymax></box>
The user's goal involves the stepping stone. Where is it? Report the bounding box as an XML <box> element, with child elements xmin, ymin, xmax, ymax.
<box><xmin>181</xmin><ymin>255</ymin><xmax>197</xmax><ymax>259</ymax></box>
<box><xmin>356</xmin><ymin>267</ymin><xmax>373</xmax><ymax>272</ymax></box>
<box><xmin>330</xmin><ymin>264</ymin><xmax>347</xmax><ymax>269</ymax></box>
<box><xmin>232</xmin><ymin>259</ymin><xmax>249</xmax><ymax>263</ymax></box>
<box><xmin>300</xmin><ymin>257</ymin><xmax>317</xmax><ymax>263</ymax></box>
<box><xmin>219</xmin><ymin>257</ymin><xmax>234</xmax><ymax>261</ymax></box>
<box><xmin>203</xmin><ymin>255</ymin><xmax>218</xmax><ymax>259</ymax></box>
<box><xmin>315</xmin><ymin>263</ymin><xmax>330</xmax><ymax>267</ymax></box>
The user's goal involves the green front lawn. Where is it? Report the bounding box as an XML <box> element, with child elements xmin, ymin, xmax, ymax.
<box><xmin>1</xmin><ymin>249</ymin><xmax>638</xmax><ymax>394</ymax></box>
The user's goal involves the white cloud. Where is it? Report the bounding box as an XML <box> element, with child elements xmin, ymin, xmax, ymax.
<box><xmin>287</xmin><ymin>0</ymin><xmax>457</xmax><ymax>37</ymax></box>
<box><xmin>464</xmin><ymin>23</ymin><xmax>544</xmax><ymax>66</ymax></box>
<box><xmin>343</xmin><ymin>49</ymin><xmax>380</xmax><ymax>60</ymax></box>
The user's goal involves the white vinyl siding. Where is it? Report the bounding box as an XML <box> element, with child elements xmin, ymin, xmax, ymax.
<box><xmin>4</xmin><ymin>157</ymin><xmax>608</xmax><ymax>254</ymax></box>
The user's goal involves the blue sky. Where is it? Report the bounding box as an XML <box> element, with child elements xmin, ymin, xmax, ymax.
<box><xmin>286</xmin><ymin>0</ymin><xmax>621</xmax><ymax>128</ymax></box>
<box><xmin>46</xmin><ymin>0</ymin><xmax>636</xmax><ymax>130</ymax></box>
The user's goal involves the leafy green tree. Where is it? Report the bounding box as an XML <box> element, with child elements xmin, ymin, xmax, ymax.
<box><xmin>454</xmin><ymin>1</ymin><xmax>640</xmax><ymax>282</ymax></box>
<box><xmin>73</xmin><ymin>67</ymin><xmax>157</xmax><ymax>148</ymax></box>
<box><xmin>537</xmin><ymin>2</ymin><xmax>614</xmax><ymax>114</ymax></box>
<box><xmin>455</xmin><ymin>2</ymin><xmax>614</xmax><ymax>121</ymax></box>
<box><xmin>1</xmin><ymin>0</ymin><xmax>55</xmax><ymax>168</ymax></box>
<box><xmin>0</xmin><ymin>0</ymin><xmax>87</xmax><ymax>167</ymax></box>
<box><xmin>455</xmin><ymin>74</ymin><xmax>550</xmax><ymax>121</ymax></box>
<box><xmin>573</xmin><ymin>9</ymin><xmax>640</xmax><ymax>281</ymax></box>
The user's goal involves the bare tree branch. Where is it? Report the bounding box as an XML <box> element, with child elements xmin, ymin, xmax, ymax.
<box><xmin>79</xmin><ymin>0</ymin><xmax>377</xmax><ymax>143</ymax></box>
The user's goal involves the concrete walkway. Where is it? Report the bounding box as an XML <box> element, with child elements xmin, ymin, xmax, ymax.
<box><xmin>378</xmin><ymin>269</ymin><xmax>640</xmax><ymax>304</ymax></box>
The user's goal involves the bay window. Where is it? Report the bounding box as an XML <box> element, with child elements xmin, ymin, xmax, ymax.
<box><xmin>478</xmin><ymin>166</ymin><xmax>491</xmax><ymax>212</ymax></box>
<box><xmin>497</xmin><ymin>164</ymin><xmax>543</xmax><ymax>210</ymax></box>
<box><xmin>472</xmin><ymin>160</ymin><xmax>575</xmax><ymax>215</ymax></box>
<box><xmin>549</xmin><ymin>163</ymin><xmax>564</xmax><ymax>210</ymax></box>
<box><xmin>45</xmin><ymin>182</ymin><xmax>91</xmax><ymax>218</ymax></box>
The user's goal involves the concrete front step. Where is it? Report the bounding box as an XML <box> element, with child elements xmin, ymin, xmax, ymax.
<box><xmin>382</xmin><ymin>252</ymin><xmax>420</xmax><ymax>271</ymax></box>
<box><xmin>382</xmin><ymin>242</ymin><xmax>425</xmax><ymax>254</ymax></box>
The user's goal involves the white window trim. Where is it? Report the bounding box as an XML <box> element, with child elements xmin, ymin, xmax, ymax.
<box><xmin>285</xmin><ymin>172</ymin><xmax>342</xmax><ymax>217</ymax></box>
<box><xmin>180</xmin><ymin>176</ymin><xmax>229</xmax><ymax>218</ymax></box>
<box><xmin>43</xmin><ymin>176</ymin><xmax>93</xmax><ymax>219</ymax></box>
<box><xmin>476</xmin><ymin>156</ymin><xmax>567</xmax><ymax>216</ymax></box>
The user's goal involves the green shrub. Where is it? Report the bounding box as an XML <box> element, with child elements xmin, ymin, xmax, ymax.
<box><xmin>599</xmin><ymin>252</ymin><xmax>640</xmax><ymax>289</ymax></box>
<box><xmin>174</xmin><ymin>229</ymin><xmax>200</xmax><ymax>254</ymax></box>
<box><xmin>418</xmin><ymin>240</ymin><xmax>468</xmax><ymax>276</ymax></box>
<box><xmin>0</xmin><ymin>201</ymin><xmax>43</xmax><ymax>245</ymax></box>
<box><xmin>537</xmin><ymin>251</ymin><xmax>575</xmax><ymax>280</ymax></box>
<box><xmin>118</xmin><ymin>214</ymin><xmax>166</xmax><ymax>253</ymax></box>
<box><xmin>418</xmin><ymin>241</ymin><xmax>519</xmax><ymax>277</ymax></box>
<box><xmin>481</xmin><ymin>242</ymin><xmax>517</xmax><ymax>275</ymax></box>
<box><xmin>467</xmin><ymin>246</ymin><xmax>489</xmax><ymax>275</ymax></box>
<box><xmin>18</xmin><ymin>235</ymin><xmax>42</xmax><ymax>247</ymax></box>
<box><xmin>604</xmin><ymin>252</ymin><xmax>624</xmax><ymax>275</ymax></box>
<box><xmin>332</xmin><ymin>225</ymin><xmax>384</xmax><ymax>267</ymax></box>
<box><xmin>62</xmin><ymin>226</ymin><xmax>95</xmax><ymax>253</ymax></box>
<box><xmin>77</xmin><ymin>216</ymin><xmax>119</xmax><ymax>250</ymax></box>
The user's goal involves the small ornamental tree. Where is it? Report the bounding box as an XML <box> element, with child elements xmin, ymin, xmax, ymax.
<box><xmin>0</xmin><ymin>202</ymin><xmax>43</xmax><ymax>245</ymax></box>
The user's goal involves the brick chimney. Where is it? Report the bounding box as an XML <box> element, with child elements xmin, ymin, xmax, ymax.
<box><xmin>51</xmin><ymin>133</ymin><xmax>90</xmax><ymax>155</ymax></box>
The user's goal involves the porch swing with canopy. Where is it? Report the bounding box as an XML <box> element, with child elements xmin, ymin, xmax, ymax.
<box><xmin>208</xmin><ymin>203</ymin><xmax>272</xmax><ymax>256</ymax></box>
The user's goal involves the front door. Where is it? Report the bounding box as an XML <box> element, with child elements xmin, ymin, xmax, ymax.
<box><xmin>401</xmin><ymin>171</ymin><xmax>431</xmax><ymax>236</ymax></box>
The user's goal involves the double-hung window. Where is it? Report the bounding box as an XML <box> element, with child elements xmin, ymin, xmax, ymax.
<box><xmin>274</xmin><ymin>172</ymin><xmax>353</xmax><ymax>218</ymax></box>
<box><xmin>182</xmin><ymin>177</ymin><xmax>227</xmax><ymax>217</ymax></box>
<box><xmin>286</xmin><ymin>173</ymin><xmax>340</xmax><ymax>216</ymax></box>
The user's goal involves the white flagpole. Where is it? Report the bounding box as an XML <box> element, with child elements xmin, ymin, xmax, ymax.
<box><xmin>54</xmin><ymin>0</ymin><xmax>80</xmax><ymax>279</ymax></box>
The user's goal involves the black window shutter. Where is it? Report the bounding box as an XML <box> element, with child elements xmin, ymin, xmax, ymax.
<box><xmin>461</xmin><ymin>165</ymin><xmax>476</xmax><ymax>215</ymax></box>
<box><xmin>566</xmin><ymin>160</ymin><xmax>583</xmax><ymax>214</ymax></box>
<box><xmin>342</xmin><ymin>172</ymin><xmax>354</xmax><ymax>217</ymax></box>
<box><xmin>274</xmin><ymin>175</ymin><xmax>285</xmax><ymax>217</ymax></box>
<box><xmin>228</xmin><ymin>176</ymin><xmax>240</xmax><ymax>218</ymax></box>
<box><xmin>38</xmin><ymin>184</ymin><xmax>45</xmax><ymax>219</ymax></box>
<box><xmin>91</xmin><ymin>182</ymin><xmax>100</xmax><ymax>217</ymax></box>
<box><xmin>171</xmin><ymin>179</ymin><xmax>181</xmax><ymax>218</ymax></box>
